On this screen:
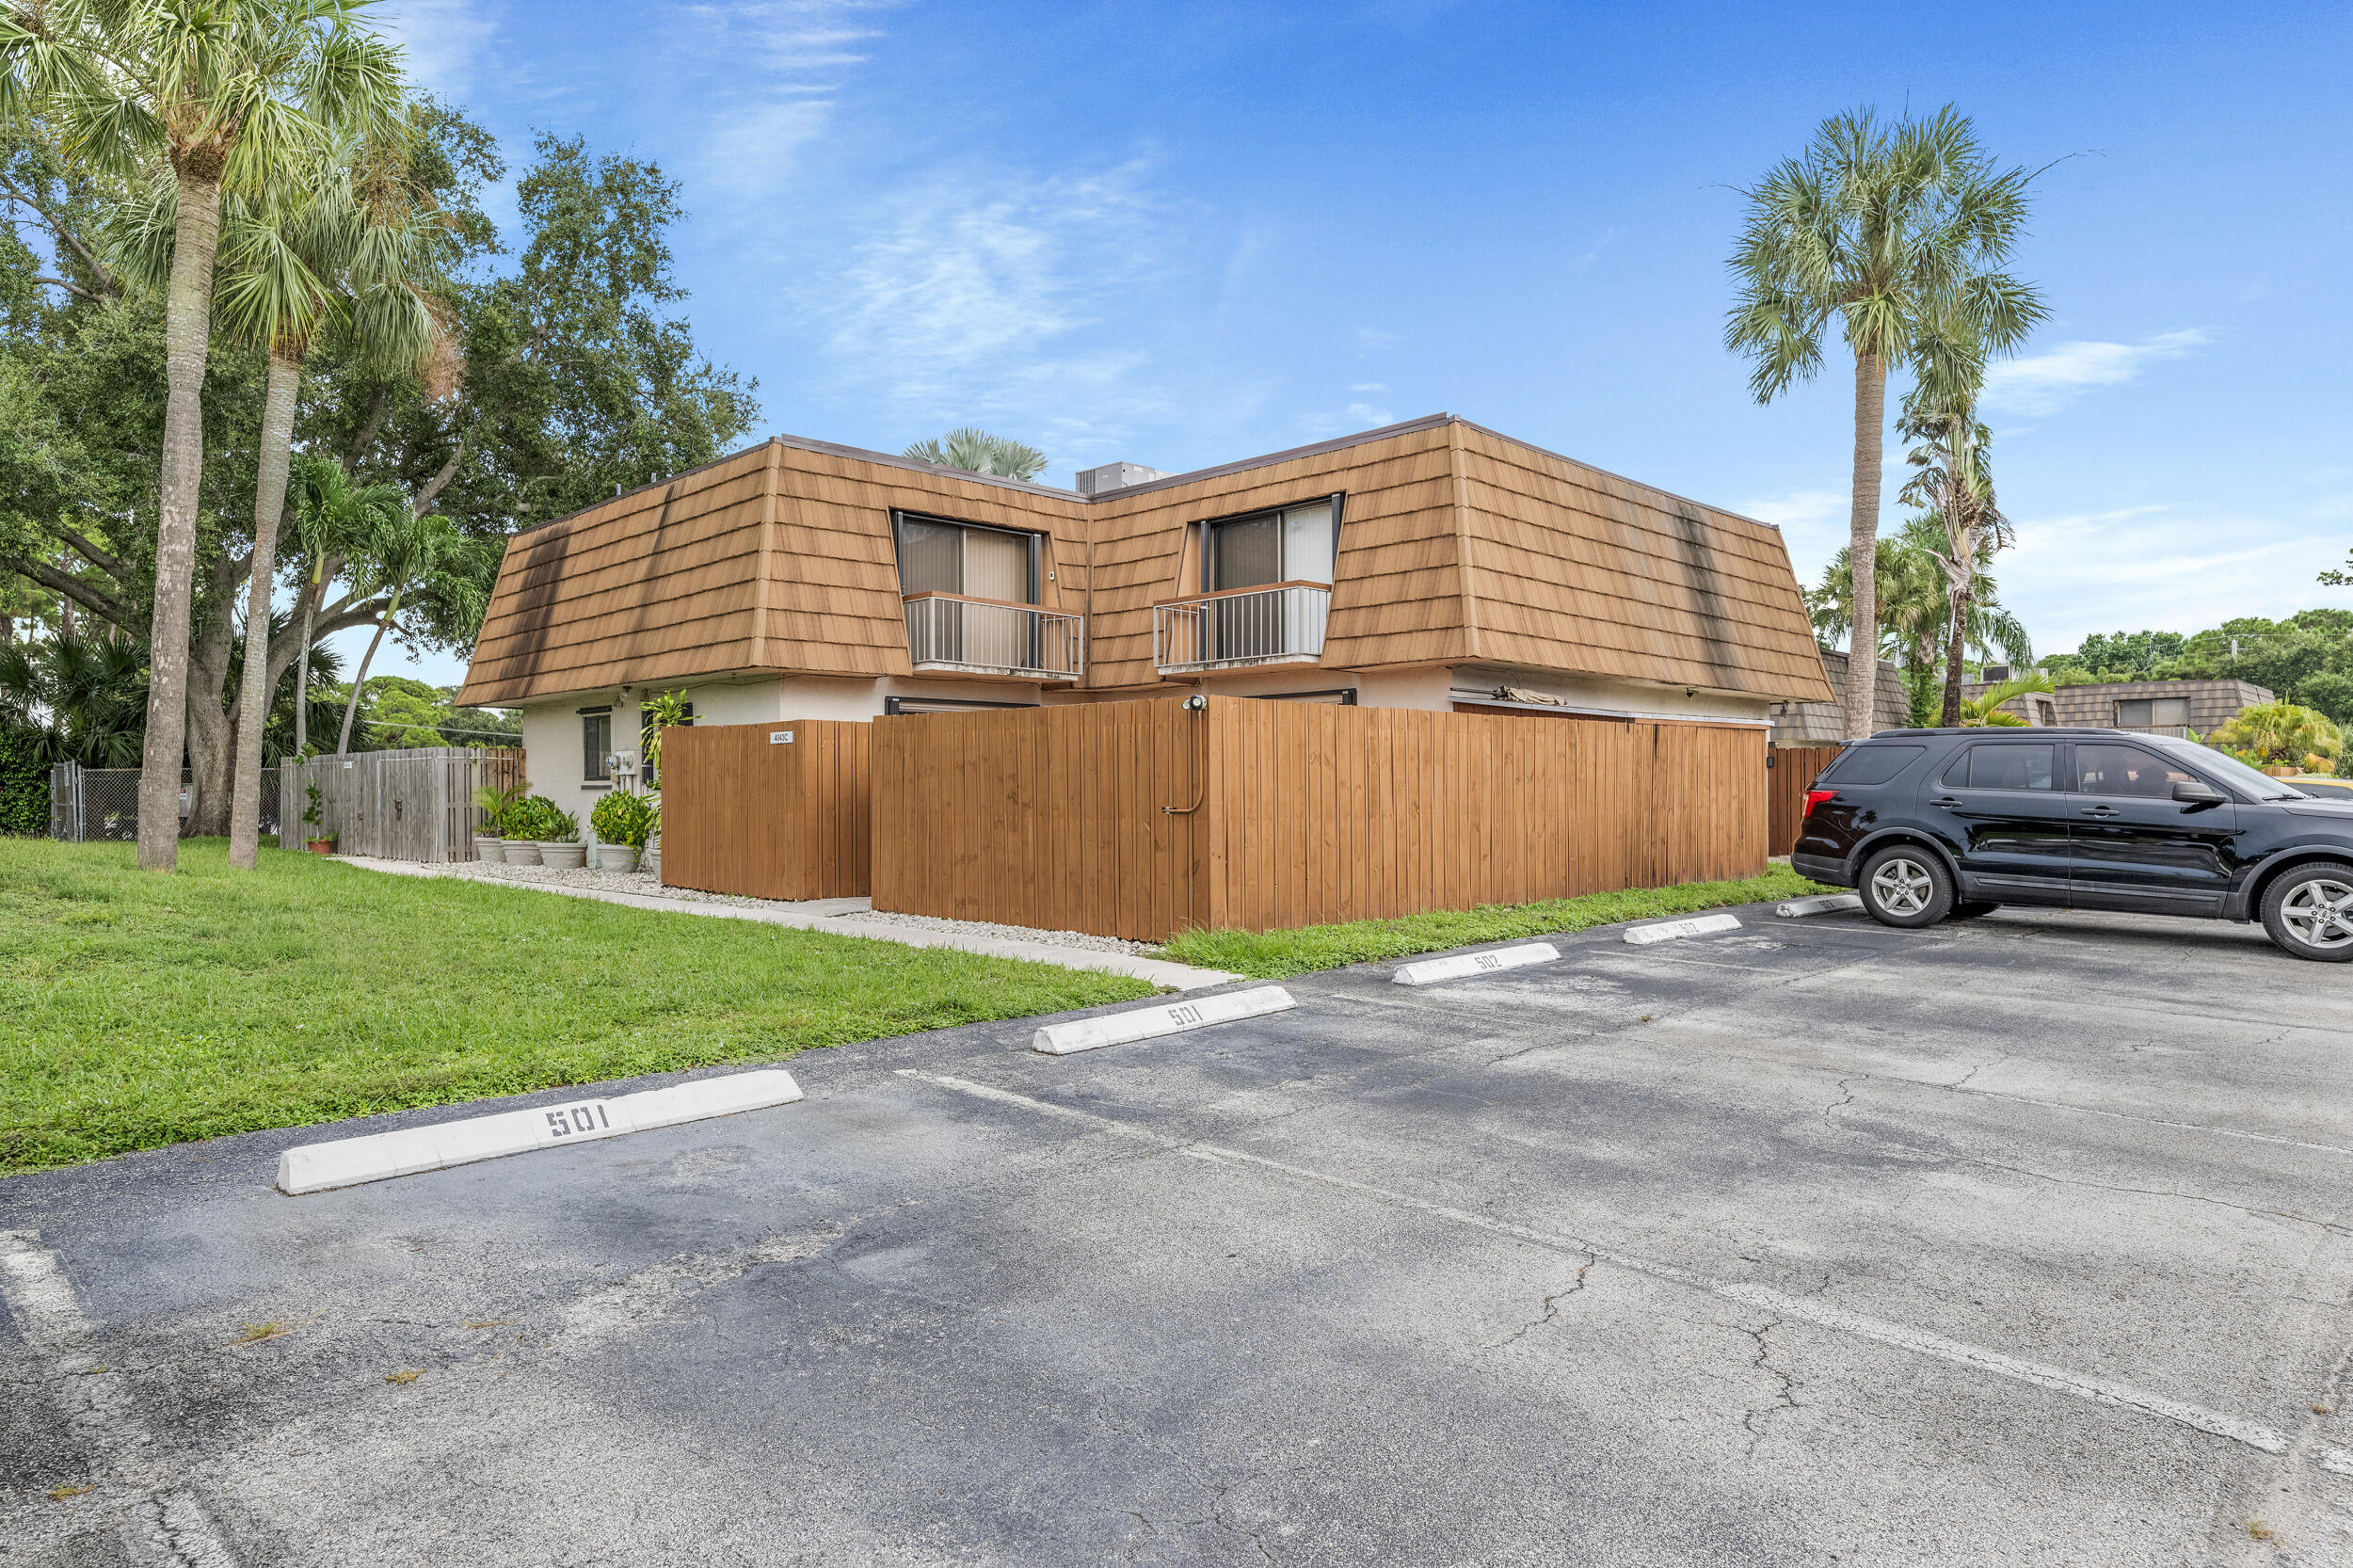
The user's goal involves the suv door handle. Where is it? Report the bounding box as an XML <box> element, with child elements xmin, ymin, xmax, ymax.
<box><xmin>2079</xmin><ymin>806</ymin><xmax>2121</xmax><ymax>818</ymax></box>
<box><xmin>1930</xmin><ymin>795</ymin><xmax>1961</xmax><ymax>808</ymax></box>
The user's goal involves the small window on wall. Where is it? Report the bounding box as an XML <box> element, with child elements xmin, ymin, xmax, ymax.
<box><xmin>2116</xmin><ymin>696</ymin><xmax>2191</xmax><ymax>728</ymax></box>
<box><xmin>1205</xmin><ymin>496</ymin><xmax>1340</xmax><ymax>592</ymax></box>
<box><xmin>895</xmin><ymin>515</ymin><xmax>1040</xmax><ymax>604</ymax></box>
<box><xmin>581</xmin><ymin>708</ymin><xmax>612</xmax><ymax>783</ymax></box>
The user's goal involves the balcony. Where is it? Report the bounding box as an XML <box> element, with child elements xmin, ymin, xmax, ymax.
<box><xmin>1153</xmin><ymin>582</ymin><xmax>1331</xmax><ymax>676</ymax></box>
<box><xmin>904</xmin><ymin>593</ymin><xmax>1083</xmax><ymax>681</ymax></box>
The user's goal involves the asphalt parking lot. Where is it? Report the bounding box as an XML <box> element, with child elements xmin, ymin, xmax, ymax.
<box><xmin>8</xmin><ymin>901</ymin><xmax>2353</xmax><ymax>1567</ymax></box>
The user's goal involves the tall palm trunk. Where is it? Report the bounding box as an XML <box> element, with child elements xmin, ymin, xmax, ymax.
<box><xmin>336</xmin><ymin>594</ymin><xmax>396</xmax><ymax>755</ymax></box>
<box><xmin>1942</xmin><ymin>584</ymin><xmax>1970</xmax><ymax>727</ymax></box>
<box><xmin>1844</xmin><ymin>347</ymin><xmax>1886</xmax><ymax>741</ymax></box>
<box><xmin>294</xmin><ymin>553</ymin><xmax>324</xmax><ymax>756</ymax></box>
<box><xmin>229</xmin><ymin>350</ymin><xmax>303</xmax><ymax>868</ymax></box>
<box><xmin>137</xmin><ymin>165</ymin><xmax>224</xmax><ymax>871</ymax></box>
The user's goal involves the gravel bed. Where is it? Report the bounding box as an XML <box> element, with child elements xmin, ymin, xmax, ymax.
<box><xmin>441</xmin><ymin>856</ymin><xmax>1160</xmax><ymax>957</ymax></box>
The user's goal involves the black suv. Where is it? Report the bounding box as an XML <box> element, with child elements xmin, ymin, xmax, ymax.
<box><xmin>1791</xmin><ymin>728</ymin><xmax>2353</xmax><ymax>961</ymax></box>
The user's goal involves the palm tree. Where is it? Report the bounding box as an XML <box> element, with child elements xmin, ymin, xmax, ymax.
<box><xmin>1961</xmin><ymin>671</ymin><xmax>2055</xmax><ymax>727</ymax></box>
<box><xmin>335</xmin><ymin>508</ymin><xmax>458</xmax><ymax>754</ymax></box>
<box><xmin>903</xmin><ymin>427</ymin><xmax>1048</xmax><ymax>483</ymax></box>
<box><xmin>1726</xmin><ymin>106</ymin><xmax>2045</xmax><ymax>741</ymax></box>
<box><xmin>1898</xmin><ymin>388</ymin><xmax>2023</xmax><ymax>726</ymax></box>
<box><xmin>0</xmin><ymin>626</ymin><xmax>150</xmax><ymax>766</ymax></box>
<box><xmin>113</xmin><ymin>138</ymin><xmax>452</xmax><ymax>866</ymax></box>
<box><xmin>1807</xmin><ymin>526</ymin><xmax>1945</xmax><ymax>717</ymax></box>
<box><xmin>288</xmin><ymin>454</ymin><xmax>407</xmax><ymax>757</ymax></box>
<box><xmin>0</xmin><ymin>0</ymin><xmax>402</xmax><ymax>870</ymax></box>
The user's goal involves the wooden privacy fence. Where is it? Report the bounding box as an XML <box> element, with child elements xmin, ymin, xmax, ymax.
<box><xmin>279</xmin><ymin>747</ymin><xmax>523</xmax><ymax>862</ymax></box>
<box><xmin>659</xmin><ymin>720</ymin><xmax>871</xmax><ymax>901</ymax></box>
<box><xmin>1767</xmin><ymin>744</ymin><xmax>1844</xmax><ymax>857</ymax></box>
<box><xmin>872</xmin><ymin>696</ymin><xmax>1769</xmax><ymax>941</ymax></box>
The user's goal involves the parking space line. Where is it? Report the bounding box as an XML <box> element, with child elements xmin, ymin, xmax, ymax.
<box><xmin>0</xmin><ymin>1231</ymin><xmax>245</xmax><ymax>1567</ymax></box>
<box><xmin>900</xmin><ymin>1070</ymin><xmax>2353</xmax><ymax>1477</ymax></box>
<box><xmin>1950</xmin><ymin>1086</ymin><xmax>2353</xmax><ymax>1160</ymax></box>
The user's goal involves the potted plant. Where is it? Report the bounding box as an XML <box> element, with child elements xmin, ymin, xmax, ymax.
<box><xmin>300</xmin><ymin>781</ymin><xmax>336</xmax><ymax>855</ymax></box>
<box><xmin>642</xmin><ymin>795</ymin><xmax>663</xmax><ymax>881</ymax></box>
<box><xmin>536</xmin><ymin>801</ymin><xmax>587</xmax><ymax>869</ymax></box>
<box><xmin>472</xmin><ymin>778</ymin><xmax>526</xmax><ymax>863</ymax></box>
<box><xmin>588</xmin><ymin>789</ymin><xmax>655</xmax><ymax>872</ymax></box>
<box><xmin>503</xmin><ymin>796</ymin><xmax>546</xmax><ymax>866</ymax></box>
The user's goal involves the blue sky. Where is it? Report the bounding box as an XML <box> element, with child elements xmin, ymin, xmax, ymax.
<box><xmin>360</xmin><ymin>0</ymin><xmax>2353</xmax><ymax>692</ymax></box>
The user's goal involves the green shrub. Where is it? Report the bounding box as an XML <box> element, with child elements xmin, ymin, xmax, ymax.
<box><xmin>588</xmin><ymin>789</ymin><xmax>655</xmax><ymax>849</ymax></box>
<box><xmin>506</xmin><ymin>794</ymin><xmax>578</xmax><ymax>842</ymax></box>
<box><xmin>0</xmin><ymin>726</ymin><xmax>47</xmax><ymax>836</ymax></box>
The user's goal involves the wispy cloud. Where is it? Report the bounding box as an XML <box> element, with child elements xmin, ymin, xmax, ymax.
<box><xmin>1350</xmin><ymin>381</ymin><xmax>1389</xmax><ymax>393</ymax></box>
<box><xmin>1982</xmin><ymin>329</ymin><xmax>2209</xmax><ymax>417</ymax></box>
<box><xmin>680</xmin><ymin>2</ymin><xmax>894</xmax><ymax>203</ymax></box>
<box><xmin>819</xmin><ymin>159</ymin><xmax>1196</xmax><ymax>463</ymax></box>
<box><xmin>372</xmin><ymin>0</ymin><xmax>501</xmax><ymax>100</ymax></box>
<box><xmin>2001</xmin><ymin>501</ymin><xmax>2337</xmax><ymax>651</ymax></box>
<box><xmin>1345</xmin><ymin>401</ymin><xmax>1396</xmax><ymax>428</ymax></box>
<box><xmin>1740</xmin><ymin>488</ymin><xmax>1848</xmax><ymax>529</ymax></box>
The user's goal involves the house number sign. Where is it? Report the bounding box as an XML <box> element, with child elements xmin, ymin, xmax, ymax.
<box><xmin>770</xmin><ymin>730</ymin><xmax>795</xmax><ymax>744</ymax></box>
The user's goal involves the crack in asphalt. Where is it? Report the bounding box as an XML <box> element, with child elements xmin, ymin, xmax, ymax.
<box><xmin>1740</xmin><ymin>1319</ymin><xmax>1801</xmax><ymax>1460</ymax></box>
<box><xmin>1485</xmin><ymin>1266</ymin><xmax>1592</xmax><ymax>1350</ymax></box>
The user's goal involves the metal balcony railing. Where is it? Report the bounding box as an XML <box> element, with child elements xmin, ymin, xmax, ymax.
<box><xmin>903</xmin><ymin>593</ymin><xmax>1083</xmax><ymax>680</ymax></box>
<box><xmin>1153</xmin><ymin>582</ymin><xmax>1331</xmax><ymax>675</ymax></box>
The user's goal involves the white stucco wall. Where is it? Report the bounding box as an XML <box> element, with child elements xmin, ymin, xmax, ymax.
<box><xmin>1449</xmin><ymin>665</ymin><xmax>1773</xmax><ymax>726</ymax></box>
<box><xmin>508</xmin><ymin>671</ymin><xmax>1053</xmax><ymax>837</ymax></box>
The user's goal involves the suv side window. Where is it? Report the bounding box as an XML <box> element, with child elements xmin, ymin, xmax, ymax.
<box><xmin>1813</xmin><ymin>744</ymin><xmax>1926</xmax><ymax>787</ymax></box>
<box><xmin>2076</xmin><ymin>743</ymin><xmax>2200</xmax><ymax>799</ymax></box>
<box><xmin>1941</xmin><ymin>743</ymin><xmax>2057</xmax><ymax>792</ymax></box>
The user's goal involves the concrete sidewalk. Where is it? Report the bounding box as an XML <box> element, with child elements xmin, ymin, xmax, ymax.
<box><xmin>332</xmin><ymin>855</ymin><xmax>1242</xmax><ymax>991</ymax></box>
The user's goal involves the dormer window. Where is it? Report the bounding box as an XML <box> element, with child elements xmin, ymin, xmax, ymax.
<box><xmin>1205</xmin><ymin>496</ymin><xmax>1339</xmax><ymax>592</ymax></box>
<box><xmin>895</xmin><ymin>513</ymin><xmax>1040</xmax><ymax>604</ymax></box>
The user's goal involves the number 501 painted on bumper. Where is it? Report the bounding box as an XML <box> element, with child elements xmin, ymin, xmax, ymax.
<box><xmin>276</xmin><ymin>1070</ymin><xmax>805</xmax><ymax>1194</ymax></box>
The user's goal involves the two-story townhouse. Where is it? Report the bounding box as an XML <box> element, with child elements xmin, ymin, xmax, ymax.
<box><xmin>456</xmin><ymin>414</ymin><xmax>1834</xmax><ymax>826</ymax></box>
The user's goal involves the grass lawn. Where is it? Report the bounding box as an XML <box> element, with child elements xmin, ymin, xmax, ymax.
<box><xmin>1156</xmin><ymin>864</ymin><xmax>1830</xmax><ymax>979</ymax></box>
<box><xmin>0</xmin><ymin>839</ymin><xmax>1155</xmax><ymax>1174</ymax></box>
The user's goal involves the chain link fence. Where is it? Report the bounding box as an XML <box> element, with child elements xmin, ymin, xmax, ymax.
<box><xmin>48</xmin><ymin>762</ymin><xmax>280</xmax><ymax>842</ymax></box>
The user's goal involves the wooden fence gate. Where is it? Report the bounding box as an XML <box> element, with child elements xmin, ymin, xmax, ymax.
<box><xmin>658</xmin><ymin>721</ymin><xmax>871</xmax><ymax>900</ymax></box>
<box><xmin>872</xmin><ymin>696</ymin><xmax>1769</xmax><ymax>941</ymax></box>
<box><xmin>1766</xmin><ymin>744</ymin><xmax>1844</xmax><ymax>857</ymax></box>
<box><xmin>279</xmin><ymin>747</ymin><xmax>524</xmax><ymax>862</ymax></box>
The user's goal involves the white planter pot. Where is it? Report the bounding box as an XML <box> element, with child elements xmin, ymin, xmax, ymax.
<box><xmin>474</xmin><ymin>836</ymin><xmax>504</xmax><ymax>864</ymax></box>
<box><xmin>597</xmin><ymin>843</ymin><xmax>640</xmax><ymax>873</ymax></box>
<box><xmin>540</xmin><ymin>841</ymin><xmax>589</xmax><ymax>870</ymax></box>
<box><xmin>504</xmin><ymin>840</ymin><xmax>543</xmax><ymax>867</ymax></box>
<box><xmin>644</xmin><ymin>836</ymin><xmax>662</xmax><ymax>881</ymax></box>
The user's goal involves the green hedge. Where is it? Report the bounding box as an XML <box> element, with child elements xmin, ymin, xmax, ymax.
<box><xmin>0</xmin><ymin>728</ymin><xmax>47</xmax><ymax>837</ymax></box>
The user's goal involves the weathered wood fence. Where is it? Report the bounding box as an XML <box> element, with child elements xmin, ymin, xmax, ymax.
<box><xmin>1766</xmin><ymin>744</ymin><xmax>1844</xmax><ymax>858</ymax></box>
<box><xmin>658</xmin><ymin>720</ymin><xmax>871</xmax><ymax>900</ymax></box>
<box><xmin>869</xmin><ymin>696</ymin><xmax>1769</xmax><ymax>940</ymax></box>
<box><xmin>279</xmin><ymin>747</ymin><xmax>524</xmax><ymax>862</ymax></box>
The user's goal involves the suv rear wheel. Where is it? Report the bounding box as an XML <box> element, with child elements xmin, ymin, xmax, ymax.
<box><xmin>1859</xmin><ymin>846</ymin><xmax>1954</xmax><ymax>929</ymax></box>
<box><xmin>2261</xmin><ymin>861</ymin><xmax>2353</xmax><ymax>963</ymax></box>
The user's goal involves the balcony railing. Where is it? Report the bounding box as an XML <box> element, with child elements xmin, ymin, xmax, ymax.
<box><xmin>903</xmin><ymin>593</ymin><xmax>1083</xmax><ymax>680</ymax></box>
<box><xmin>2115</xmin><ymin>724</ymin><xmax>2196</xmax><ymax>739</ymax></box>
<box><xmin>1153</xmin><ymin>582</ymin><xmax>1331</xmax><ymax>675</ymax></box>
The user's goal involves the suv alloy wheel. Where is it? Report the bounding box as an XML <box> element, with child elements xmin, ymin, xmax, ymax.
<box><xmin>2261</xmin><ymin>860</ymin><xmax>2353</xmax><ymax>963</ymax></box>
<box><xmin>1859</xmin><ymin>845</ymin><xmax>1954</xmax><ymax>929</ymax></box>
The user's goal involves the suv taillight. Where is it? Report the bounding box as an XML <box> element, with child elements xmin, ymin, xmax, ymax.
<box><xmin>1802</xmin><ymin>788</ymin><xmax>1837</xmax><ymax>817</ymax></box>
